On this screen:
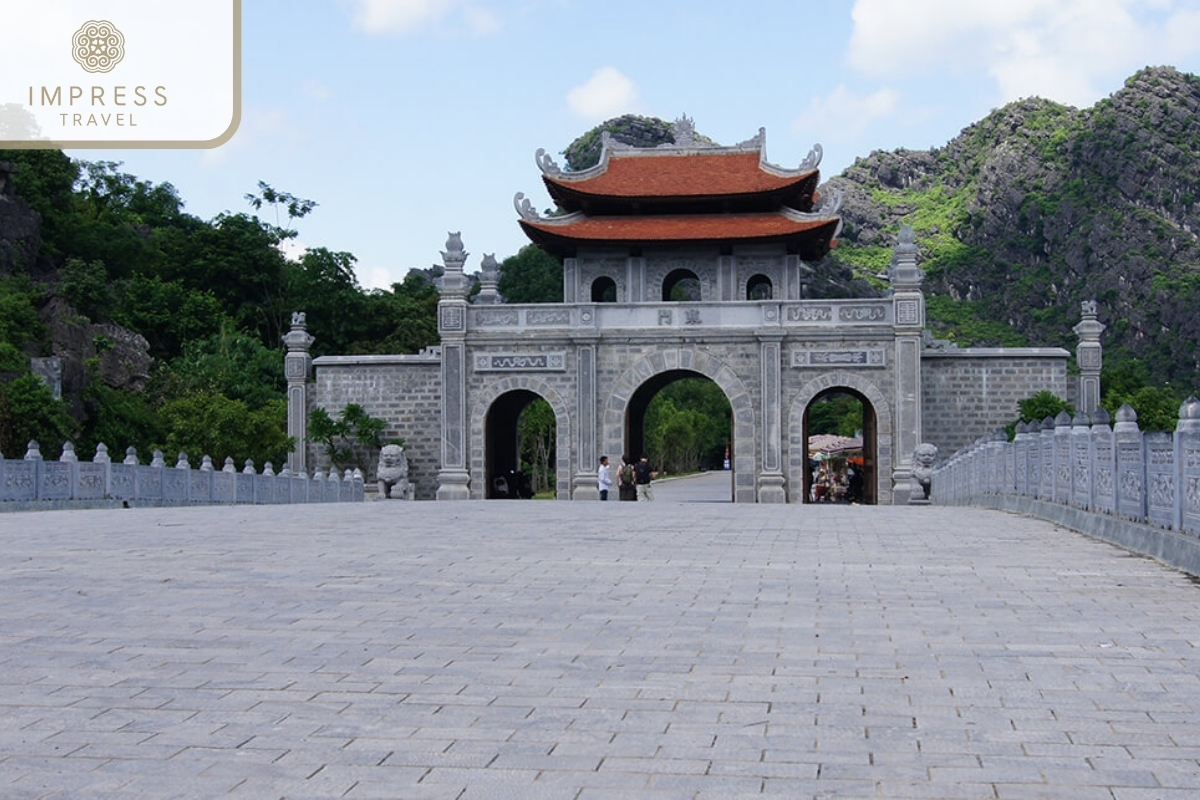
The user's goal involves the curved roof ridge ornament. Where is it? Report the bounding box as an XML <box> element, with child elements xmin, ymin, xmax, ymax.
<box><xmin>799</xmin><ymin>143</ymin><xmax>823</xmax><ymax>171</ymax></box>
<box><xmin>760</xmin><ymin>139</ymin><xmax>823</xmax><ymax>177</ymax></box>
<box><xmin>672</xmin><ymin>114</ymin><xmax>697</xmax><ymax>147</ymax></box>
<box><xmin>512</xmin><ymin>192</ymin><xmax>587</xmax><ymax>225</ymax></box>
<box><xmin>535</xmin><ymin>148</ymin><xmax>563</xmax><ymax>177</ymax></box>
<box><xmin>734</xmin><ymin>127</ymin><xmax>766</xmax><ymax>150</ymax></box>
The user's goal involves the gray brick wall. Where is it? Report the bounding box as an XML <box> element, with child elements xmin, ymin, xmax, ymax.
<box><xmin>921</xmin><ymin>349</ymin><xmax>1069</xmax><ymax>457</ymax></box>
<box><xmin>311</xmin><ymin>357</ymin><xmax>442</xmax><ymax>500</ymax></box>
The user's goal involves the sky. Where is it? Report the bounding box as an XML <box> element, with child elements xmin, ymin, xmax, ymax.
<box><xmin>64</xmin><ymin>0</ymin><xmax>1200</xmax><ymax>291</ymax></box>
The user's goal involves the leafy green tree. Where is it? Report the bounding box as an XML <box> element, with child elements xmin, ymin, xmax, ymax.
<box><xmin>1105</xmin><ymin>386</ymin><xmax>1183</xmax><ymax>432</ymax></box>
<box><xmin>0</xmin><ymin>375</ymin><xmax>77</xmax><ymax>457</ymax></box>
<box><xmin>517</xmin><ymin>398</ymin><xmax>555</xmax><ymax>495</ymax></box>
<box><xmin>160</xmin><ymin>326</ymin><xmax>286</xmax><ymax>410</ymax></box>
<box><xmin>0</xmin><ymin>277</ymin><xmax>45</xmax><ymax>371</ymax></box>
<box><xmin>111</xmin><ymin>275</ymin><xmax>231</xmax><ymax>359</ymax></box>
<box><xmin>78</xmin><ymin>380</ymin><xmax>166</xmax><ymax>459</ymax></box>
<box><xmin>498</xmin><ymin>245</ymin><xmax>562</xmax><ymax>303</ymax></box>
<box><xmin>807</xmin><ymin>393</ymin><xmax>864</xmax><ymax>437</ymax></box>
<box><xmin>1017</xmin><ymin>390</ymin><xmax>1074</xmax><ymax>424</ymax></box>
<box><xmin>307</xmin><ymin>403</ymin><xmax>388</xmax><ymax>474</ymax></box>
<box><xmin>284</xmin><ymin>247</ymin><xmax>370</xmax><ymax>356</ymax></box>
<box><xmin>160</xmin><ymin>393</ymin><xmax>290</xmax><ymax>468</ymax></box>
<box><xmin>644</xmin><ymin>378</ymin><xmax>731</xmax><ymax>473</ymax></box>
<box><xmin>0</xmin><ymin>148</ymin><xmax>79</xmax><ymax>262</ymax></box>
<box><xmin>1100</xmin><ymin>360</ymin><xmax>1189</xmax><ymax>432</ymax></box>
<box><xmin>352</xmin><ymin>272</ymin><xmax>441</xmax><ymax>355</ymax></box>
<box><xmin>60</xmin><ymin>258</ymin><xmax>117</xmax><ymax>321</ymax></box>
<box><xmin>244</xmin><ymin>180</ymin><xmax>317</xmax><ymax>239</ymax></box>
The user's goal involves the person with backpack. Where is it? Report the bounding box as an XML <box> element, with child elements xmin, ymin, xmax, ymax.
<box><xmin>617</xmin><ymin>454</ymin><xmax>638</xmax><ymax>501</ymax></box>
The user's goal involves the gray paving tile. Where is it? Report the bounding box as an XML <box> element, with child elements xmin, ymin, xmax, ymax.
<box><xmin>2</xmin><ymin>492</ymin><xmax>1200</xmax><ymax>795</ymax></box>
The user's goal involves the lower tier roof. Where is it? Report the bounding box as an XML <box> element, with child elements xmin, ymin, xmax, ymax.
<box><xmin>520</xmin><ymin>212</ymin><xmax>838</xmax><ymax>260</ymax></box>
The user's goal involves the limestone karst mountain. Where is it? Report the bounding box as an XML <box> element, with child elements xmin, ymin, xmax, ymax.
<box><xmin>821</xmin><ymin>66</ymin><xmax>1200</xmax><ymax>390</ymax></box>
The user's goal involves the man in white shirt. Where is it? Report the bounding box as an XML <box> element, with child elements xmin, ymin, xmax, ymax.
<box><xmin>597</xmin><ymin>456</ymin><xmax>613</xmax><ymax>501</ymax></box>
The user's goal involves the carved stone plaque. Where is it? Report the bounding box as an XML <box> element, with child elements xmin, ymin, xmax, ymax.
<box><xmin>474</xmin><ymin>352</ymin><xmax>567</xmax><ymax>372</ymax></box>
<box><xmin>791</xmin><ymin>349</ymin><xmax>886</xmax><ymax>368</ymax></box>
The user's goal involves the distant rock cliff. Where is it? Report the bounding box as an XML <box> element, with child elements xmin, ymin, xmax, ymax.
<box><xmin>822</xmin><ymin>66</ymin><xmax>1200</xmax><ymax>389</ymax></box>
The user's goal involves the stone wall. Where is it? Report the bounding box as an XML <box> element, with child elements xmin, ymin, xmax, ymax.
<box><xmin>920</xmin><ymin>348</ymin><xmax>1070</xmax><ymax>457</ymax></box>
<box><xmin>311</xmin><ymin>353</ymin><xmax>442</xmax><ymax>500</ymax></box>
<box><xmin>932</xmin><ymin>400</ymin><xmax>1200</xmax><ymax>577</ymax></box>
<box><xmin>0</xmin><ymin>442</ymin><xmax>363</xmax><ymax>509</ymax></box>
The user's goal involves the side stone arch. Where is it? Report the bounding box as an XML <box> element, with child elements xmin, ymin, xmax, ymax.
<box><xmin>468</xmin><ymin>375</ymin><xmax>573</xmax><ymax>500</ymax></box>
<box><xmin>601</xmin><ymin>347</ymin><xmax>757</xmax><ymax>502</ymax></box>
<box><xmin>787</xmin><ymin>371</ymin><xmax>894</xmax><ymax>504</ymax></box>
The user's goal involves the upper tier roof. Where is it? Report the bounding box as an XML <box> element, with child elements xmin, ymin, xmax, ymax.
<box><xmin>515</xmin><ymin>121</ymin><xmax>842</xmax><ymax>258</ymax></box>
<box><xmin>535</xmin><ymin>126</ymin><xmax>824</xmax><ymax>212</ymax></box>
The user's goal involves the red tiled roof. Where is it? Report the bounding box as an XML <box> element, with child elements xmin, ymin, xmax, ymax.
<box><xmin>544</xmin><ymin>152</ymin><xmax>815</xmax><ymax>199</ymax></box>
<box><xmin>519</xmin><ymin>212</ymin><xmax>838</xmax><ymax>258</ymax></box>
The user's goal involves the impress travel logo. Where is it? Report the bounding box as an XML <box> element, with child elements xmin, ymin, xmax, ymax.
<box><xmin>0</xmin><ymin>1</ymin><xmax>241</xmax><ymax>148</ymax></box>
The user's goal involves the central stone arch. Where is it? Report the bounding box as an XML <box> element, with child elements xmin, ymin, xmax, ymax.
<box><xmin>602</xmin><ymin>347</ymin><xmax>757</xmax><ymax>502</ymax></box>
<box><xmin>469</xmin><ymin>376</ymin><xmax>572</xmax><ymax>500</ymax></box>
<box><xmin>787</xmin><ymin>371</ymin><xmax>894</xmax><ymax>505</ymax></box>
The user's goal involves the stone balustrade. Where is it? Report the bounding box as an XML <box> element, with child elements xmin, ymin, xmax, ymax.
<box><xmin>933</xmin><ymin>398</ymin><xmax>1200</xmax><ymax>542</ymax></box>
<box><xmin>1</xmin><ymin>442</ymin><xmax>365</xmax><ymax>508</ymax></box>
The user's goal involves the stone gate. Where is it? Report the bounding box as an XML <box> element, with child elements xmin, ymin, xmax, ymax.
<box><xmin>300</xmin><ymin>125</ymin><xmax>1077</xmax><ymax>502</ymax></box>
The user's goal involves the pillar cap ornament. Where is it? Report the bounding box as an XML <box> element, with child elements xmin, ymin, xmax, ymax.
<box><xmin>283</xmin><ymin>310</ymin><xmax>316</xmax><ymax>354</ymax></box>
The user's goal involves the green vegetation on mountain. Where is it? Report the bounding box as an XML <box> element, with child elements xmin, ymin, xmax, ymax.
<box><xmin>825</xmin><ymin>65</ymin><xmax>1200</xmax><ymax>401</ymax></box>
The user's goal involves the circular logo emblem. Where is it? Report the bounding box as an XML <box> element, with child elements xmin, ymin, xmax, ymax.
<box><xmin>72</xmin><ymin>20</ymin><xmax>125</xmax><ymax>74</ymax></box>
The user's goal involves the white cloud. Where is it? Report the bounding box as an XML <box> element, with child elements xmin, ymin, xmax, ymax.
<box><xmin>366</xmin><ymin>266</ymin><xmax>398</xmax><ymax>291</ymax></box>
<box><xmin>566</xmin><ymin>67</ymin><xmax>640</xmax><ymax>120</ymax></box>
<box><xmin>791</xmin><ymin>85</ymin><xmax>901</xmax><ymax>141</ymax></box>
<box><xmin>848</xmin><ymin>0</ymin><xmax>1200</xmax><ymax>107</ymax></box>
<box><xmin>344</xmin><ymin>0</ymin><xmax>500</xmax><ymax>35</ymax></box>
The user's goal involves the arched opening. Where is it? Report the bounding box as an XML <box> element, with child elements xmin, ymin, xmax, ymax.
<box><xmin>662</xmin><ymin>269</ymin><xmax>701</xmax><ymax>302</ymax></box>
<box><xmin>624</xmin><ymin>370</ymin><xmax>733</xmax><ymax>501</ymax></box>
<box><xmin>484</xmin><ymin>389</ymin><xmax>556</xmax><ymax>499</ymax></box>
<box><xmin>746</xmin><ymin>274</ymin><xmax>773</xmax><ymax>300</ymax></box>
<box><xmin>802</xmin><ymin>389</ymin><xmax>878</xmax><ymax>504</ymax></box>
<box><xmin>591</xmin><ymin>276</ymin><xmax>618</xmax><ymax>303</ymax></box>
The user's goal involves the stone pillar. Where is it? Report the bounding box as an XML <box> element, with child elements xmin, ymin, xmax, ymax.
<box><xmin>718</xmin><ymin>255</ymin><xmax>735</xmax><ymax>302</ymax></box>
<box><xmin>436</xmin><ymin>233</ymin><xmax>472</xmax><ymax>500</ymax></box>
<box><xmin>474</xmin><ymin>253</ymin><xmax>502</xmax><ymax>305</ymax></box>
<box><xmin>572</xmin><ymin>341</ymin><xmax>600</xmax><ymax>500</ymax></box>
<box><xmin>562</xmin><ymin>257</ymin><xmax>579</xmax><ymax>304</ymax></box>
<box><xmin>1073</xmin><ymin>300</ymin><xmax>1105</xmax><ymax>415</ymax></box>
<box><xmin>890</xmin><ymin>225</ymin><xmax>924</xmax><ymax>504</ymax></box>
<box><xmin>757</xmin><ymin>332</ymin><xmax>786</xmax><ymax>503</ymax></box>
<box><xmin>626</xmin><ymin>255</ymin><xmax>645</xmax><ymax>303</ymax></box>
<box><xmin>283</xmin><ymin>312</ymin><xmax>315</xmax><ymax>473</ymax></box>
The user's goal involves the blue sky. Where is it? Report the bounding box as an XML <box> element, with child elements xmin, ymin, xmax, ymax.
<box><xmin>69</xmin><ymin>0</ymin><xmax>1200</xmax><ymax>290</ymax></box>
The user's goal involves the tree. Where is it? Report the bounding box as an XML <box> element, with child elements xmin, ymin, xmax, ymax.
<box><xmin>1017</xmin><ymin>391</ymin><xmax>1074</xmax><ymax>424</ymax></box>
<box><xmin>0</xmin><ymin>375</ymin><xmax>77</xmax><ymax>457</ymax></box>
<box><xmin>644</xmin><ymin>378</ymin><xmax>731</xmax><ymax>473</ymax></box>
<box><xmin>284</xmin><ymin>247</ymin><xmax>370</xmax><ymax>357</ymax></box>
<box><xmin>160</xmin><ymin>393</ymin><xmax>290</xmax><ymax>469</ymax></box>
<box><xmin>517</xmin><ymin>398</ymin><xmax>555</xmax><ymax>495</ymax></box>
<box><xmin>308</xmin><ymin>404</ymin><xmax>388</xmax><ymax>474</ymax></box>
<box><xmin>498</xmin><ymin>245</ymin><xmax>562</xmax><ymax>303</ymax></box>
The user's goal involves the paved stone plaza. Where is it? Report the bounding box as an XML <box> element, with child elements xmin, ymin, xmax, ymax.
<box><xmin>2</xmin><ymin>475</ymin><xmax>1200</xmax><ymax>798</ymax></box>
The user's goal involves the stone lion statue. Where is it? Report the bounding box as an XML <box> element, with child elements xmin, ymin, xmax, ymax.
<box><xmin>376</xmin><ymin>444</ymin><xmax>412</xmax><ymax>500</ymax></box>
<box><xmin>910</xmin><ymin>442</ymin><xmax>939</xmax><ymax>504</ymax></box>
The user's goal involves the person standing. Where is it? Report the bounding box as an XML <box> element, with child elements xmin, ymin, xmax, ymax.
<box><xmin>618</xmin><ymin>455</ymin><xmax>638</xmax><ymax>501</ymax></box>
<box><xmin>597</xmin><ymin>456</ymin><xmax>612</xmax><ymax>501</ymax></box>
<box><xmin>634</xmin><ymin>454</ymin><xmax>656</xmax><ymax>501</ymax></box>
